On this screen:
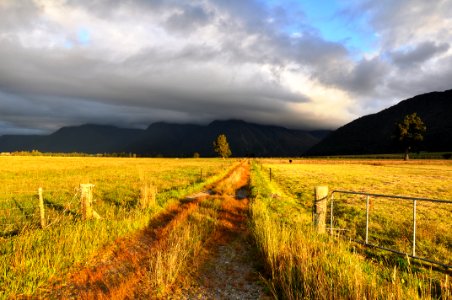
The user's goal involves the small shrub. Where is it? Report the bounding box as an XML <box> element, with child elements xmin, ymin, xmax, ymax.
<box><xmin>442</xmin><ymin>153</ymin><xmax>452</xmax><ymax>159</ymax></box>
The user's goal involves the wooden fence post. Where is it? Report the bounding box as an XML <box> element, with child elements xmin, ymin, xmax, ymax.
<box><xmin>314</xmin><ymin>186</ymin><xmax>328</xmax><ymax>234</ymax></box>
<box><xmin>80</xmin><ymin>184</ymin><xmax>101</xmax><ymax>220</ymax></box>
<box><xmin>38</xmin><ymin>187</ymin><xmax>46</xmax><ymax>228</ymax></box>
<box><xmin>140</xmin><ymin>184</ymin><xmax>156</xmax><ymax>209</ymax></box>
<box><xmin>140</xmin><ymin>184</ymin><xmax>148</xmax><ymax>209</ymax></box>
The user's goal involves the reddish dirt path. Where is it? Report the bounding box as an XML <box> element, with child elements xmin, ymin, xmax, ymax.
<box><xmin>46</xmin><ymin>197</ymin><xmax>207</xmax><ymax>299</ymax></box>
<box><xmin>43</xmin><ymin>161</ymin><xmax>269</xmax><ymax>299</ymax></box>
<box><xmin>173</xmin><ymin>190</ymin><xmax>269</xmax><ymax>299</ymax></box>
<box><xmin>171</xmin><ymin>162</ymin><xmax>270</xmax><ymax>299</ymax></box>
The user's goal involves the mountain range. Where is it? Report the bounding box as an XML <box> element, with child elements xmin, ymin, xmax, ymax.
<box><xmin>1</xmin><ymin>89</ymin><xmax>451</xmax><ymax>157</ymax></box>
<box><xmin>0</xmin><ymin>120</ymin><xmax>330</xmax><ymax>157</ymax></box>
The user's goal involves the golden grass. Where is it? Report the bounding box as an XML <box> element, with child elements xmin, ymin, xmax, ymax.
<box><xmin>145</xmin><ymin>204</ymin><xmax>219</xmax><ymax>297</ymax></box>
<box><xmin>258</xmin><ymin>159</ymin><xmax>452</xmax><ymax>200</ymax></box>
<box><xmin>249</xmin><ymin>160</ymin><xmax>451</xmax><ymax>299</ymax></box>
<box><xmin>258</xmin><ymin>159</ymin><xmax>452</xmax><ymax>265</ymax></box>
<box><xmin>0</xmin><ymin>156</ymin><xmax>235</xmax><ymax>298</ymax></box>
<box><xmin>144</xmin><ymin>162</ymin><xmax>252</xmax><ymax>298</ymax></box>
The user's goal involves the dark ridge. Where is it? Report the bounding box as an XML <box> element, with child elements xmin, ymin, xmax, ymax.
<box><xmin>307</xmin><ymin>89</ymin><xmax>452</xmax><ymax>156</ymax></box>
<box><xmin>0</xmin><ymin>120</ymin><xmax>330</xmax><ymax>157</ymax></box>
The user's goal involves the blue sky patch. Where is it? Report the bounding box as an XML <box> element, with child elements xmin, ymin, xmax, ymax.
<box><xmin>264</xmin><ymin>0</ymin><xmax>376</xmax><ymax>54</ymax></box>
<box><xmin>77</xmin><ymin>27</ymin><xmax>91</xmax><ymax>45</ymax></box>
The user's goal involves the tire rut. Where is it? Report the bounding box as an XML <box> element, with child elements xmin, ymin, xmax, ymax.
<box><xmin>45</xmin><ymin>197</ymin><xmax>206</xmax><ymax>299</ymax></box>
<box><xmin>171</xmin><ymin>162</ymin><xmax>271</xmax><ymax>299</ymax></box>
<box><xmin>42</xmin><ymin>161</ymin><xmax>269</xmax><ymax>299</ymax></box>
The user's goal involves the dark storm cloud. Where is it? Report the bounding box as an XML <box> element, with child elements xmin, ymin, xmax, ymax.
<box><xmin>0</xmin><ymin>0</ymin><xmax>331</xmax><ymax>134</ymax></box>
<box><xmin>390</xmin><ymin>41</ymin><xmax>450</xmax><ymax>69</ymax></box>
<box><xmin>347</xmin><ymin>58</ymin><xmax>389</xmax><ymax>95</ymax></box>
<box><xmin>319</xmin><ymin>57</ymin><xmax>390</xmax><ymax>97</ymax></box>
<box><xmin>0</xmin><ymin>0</ymin><xmax>42</xmax><ymax>29</ymax></box>
<box><xmin>342</xmin><ymin>0</ymin><xmax>452</xmax><ymax>47</ymax></box>
<box><xmin>336</xmin><ymin>0</ymin><xmax>452</xmax><ymax>103</ymax></box>
<box><xmin>387</xmin><ymin>55</ymin><xmax>452</xmax><ymax>97</ymax></box>
<box><xmin>165</xmin><ymin>4</ymin><xmax>212</xmax><ymax>33</ymax></box>
<box><xmin>0</xmin><ymin>36</ymin><xmax>305</xmax><ymax>110</ymax></box>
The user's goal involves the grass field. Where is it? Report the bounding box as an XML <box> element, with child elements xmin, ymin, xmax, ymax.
<box><xmin>0</xmin><ymin>156</ymin><xmax>235</xmax><ymax>297</ymax></box>
<box><xmin>1</xmin><ymin>156</ymin><xmax>451</xmax><ymax>299</ymax></box>
<box><xmin>0</xmin><ymin>156</ymin><xmax>232</xmax><ymax>232</ymax></box>
<box><xmin>259</xmin><ymin>159</ymin><xmax>452</xmax><ymax>263</ymax></box>
<box><xmin>250</xmin><ymin>159</ymin><xmax>451</xmax><ymax>299</ymax></box>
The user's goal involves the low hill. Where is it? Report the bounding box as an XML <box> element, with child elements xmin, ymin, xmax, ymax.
<box><xmin>0</xmin><ymin>120</ymin><xmax>329</xmax><ymax>157</ymax></box>
<box><xmin>307</xmin><ymin>89</ymin><xmax>452</xmax><ymax>156</ymax></box>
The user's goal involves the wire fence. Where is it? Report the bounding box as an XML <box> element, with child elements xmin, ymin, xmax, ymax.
<box><xmin>0</xmin><ymin>188</ymin><xmax>83</xmax><ymax>237</ymax></box>
<box><xmin>328</xmin><ymin>190</ymin><xmax>452</xmax><ymax>269</ymax></box>
<box><xmin>0</xmin><ymin>164</ymin><xmax>230</xmax><ymax>239</ymax></box>
<box><xmin>0</xmin><ymin>169</ymin><xmax>215</xmax><ymax>238</ymax></box>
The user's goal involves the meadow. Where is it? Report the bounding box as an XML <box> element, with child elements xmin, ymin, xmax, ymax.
<box><xmin>1</xmin><ymin>156</ymin><xmax>451</xmax><ymax>299</ymax></box>
<box><xmin>250</xmin><ymin>159</ymin><xmax>451</xmax><ymax>299</ymax></box>
<box><xmin>0</xmin><ymin>156</ymin><xmax>235</xmax><ymax>297</ymax></box>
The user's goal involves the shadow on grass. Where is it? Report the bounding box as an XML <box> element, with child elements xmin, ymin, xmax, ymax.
<box><xmin>44</xmin><ymin>199</ymin><xmax>79</xmax><ymax>217</ymax></box>
<box><xmin>0</xmin><ymin>229</ymin><xmax>19</xmax><ymax>238</ymax></box>
<box><xmin>13</xmin><ymin>198</ymin><xmax>35</xmax><ymax>220</ymax></box>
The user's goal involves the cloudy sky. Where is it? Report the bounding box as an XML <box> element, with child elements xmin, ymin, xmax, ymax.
<box><xmin>1</xmin><ymin>0</ymin><xmax>451</xmax><ymax>135</ymax></box>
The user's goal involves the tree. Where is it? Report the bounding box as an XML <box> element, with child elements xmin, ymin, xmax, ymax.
<box><xmin>394</xmin><ymin>113</ymin><xmax>426</xmax><ymax>160</ymax></box>
<box><xmin>213</xmin><ymin>134</ymin><xmax>232</xmax><ymax>158</ymax></box>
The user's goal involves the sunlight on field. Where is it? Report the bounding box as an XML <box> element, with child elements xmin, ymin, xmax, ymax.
<box><xmin>250</xmin><ymin>159</ymin><xmax>452</xmax><ymax>299</ymax></box>
<box><xmin>0</xmin><ymin>156</ymin><xmax>229</xmax><ymax>195</ymax></box>
<box><xmin>0</xmin><ymin>156</ymin><xmax>235</xmax><ymax>297</ymax></box>
<box><xmin>259</xmin><ymin>159</ymin><xmax>452</xmax><ymax>200</ymax></box>
<box><xmin>258</xmin><ymin>159</ymin><xmax>452</xmax><ymax>266</ymax></box>
<box><xmin>0</xmin><ymin>156</ymin><xmax>231</xmax><ymax>231</ymax></box>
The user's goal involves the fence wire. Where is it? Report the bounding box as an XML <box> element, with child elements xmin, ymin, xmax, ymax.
<box><xmin>329</xmin><ymin>190</ymin><xmax>452</xmax><ymax>269</ymax></box>
<box><xmin>0</xmin><ymin>188</ymin><xmax>84</xmax><ymax>236</ymax></box>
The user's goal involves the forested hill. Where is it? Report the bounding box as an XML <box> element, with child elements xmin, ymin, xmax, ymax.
<box><xmin>307</xmin><ymin>89</ymin><xmax>452</xmax><ymax>156</ymax></box>
<box><xmin>0</xmin><ymin>120</ymin><xmax>330</xmax><ymax>157</ymax></box>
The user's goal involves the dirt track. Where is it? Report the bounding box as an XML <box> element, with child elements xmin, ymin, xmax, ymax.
<box><xmin>172</xmin><ymin>163</ymin><xmax>268</xmax><ymax>299</ymax></box>
<box><xmin>44</xmin><ymin>161</ymin><xmax>269</xmax><ymax>299</ymax></box>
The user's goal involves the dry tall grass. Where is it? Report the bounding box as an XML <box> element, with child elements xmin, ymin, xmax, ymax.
<box><xmin>0</xmin><ymin>157</ymin><xmax>235</xmax><ymax>298</ymax></box>
<box><xmin>258</xmin><ymin>159</ymin><xmax>452</xmax><ymax>266</ymax></box>
<box><xmin>145</xmin><ymin>205</ymin><xmax>218</xmax><ymax>297</ymax></box>
<box><xmin>249</xmin><ymin>161</ymin><xmax>451</xmax><ymax>299</ymax></box>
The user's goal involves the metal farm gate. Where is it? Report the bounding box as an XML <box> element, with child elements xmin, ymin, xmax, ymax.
<box><xmin>328</xmin><ymin>190</ymin><xmax>452</xmax><ymax>269</ymax></box>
